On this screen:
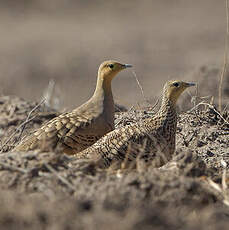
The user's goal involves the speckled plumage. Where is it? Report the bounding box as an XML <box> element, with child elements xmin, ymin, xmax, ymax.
<box><xmin>77</xmin><ymin>80</ymin><xmax>195</xmax><ymax>168</ymax></box>
<box><xmin>14</xmin><ymin>60</ymin><xmax>132</xmax><ymax>154</ymax></box>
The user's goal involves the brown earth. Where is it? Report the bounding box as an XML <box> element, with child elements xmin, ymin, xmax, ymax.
<box><xmin>0</xmin><ymin>1</ymin><xmax>229</xmax><ymax>229</ymax></box>
<box><xmin>0</xmin><ymin>95</ymin><xmax>229</xmax><ymax>230</ymax></box>
<box><xmin>0</xmin><ymin>0</ymin><xmax>228</xmax><ymax>109</ymax></box>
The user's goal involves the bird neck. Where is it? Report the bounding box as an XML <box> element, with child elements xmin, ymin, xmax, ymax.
<box><xmin>93</xmin><ymin>76</ymin><xmax>114</xmax><ymax>122</ymax></box>
<box><xmin>152</xmin><ymin>94</ymin><xmax>178</xmax><ymax>140</ymax></box>
<box><xmin>148</xmin><ymin>95</ymin><xmax>178</xmax><ymax>158</ymax></box>
<box><xmin>94</xmin><ymin>75</ymin><xmax>113</xmax><ymax>98</ymax></box>
<box><xmin>158</xmin><ymin>95</ymin><xmax>177</xmax><ymax>120</ymax></box>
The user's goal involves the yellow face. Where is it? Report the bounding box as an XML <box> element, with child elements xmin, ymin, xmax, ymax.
<box><xmin>165</xmin><ymin>80</ymin><xmax>195</xmax><ymax>105</ymax></box>
<box><xmin>98</xmin><ymin>60</ymin><xmax>132</xmax><ymax>81</ymax></box>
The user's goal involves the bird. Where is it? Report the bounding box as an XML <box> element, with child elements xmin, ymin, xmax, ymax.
<box><xmin>77</xmin><ymin>80</ymin><xmax>195</xmax><ymax>169</ymax></box>
<box><xmin>14</xmin><ymin>60</ymin><xmax>132</xmax><ymax>154</ymax></box>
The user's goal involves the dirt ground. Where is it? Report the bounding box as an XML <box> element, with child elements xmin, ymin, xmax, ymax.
<box><xmin>0</xmin><ymin>93</ymin><xmax>229</xmax><ymax>230</ymax></box>
<box><xmin>0</xmin><ymin>1</ymin><xmax>229</xmax><ymax>229</ymax></box>
<box><xmin>0</xmin><ymin>0</ymin><xmax>228</xmax><ymax>109</ymax></box>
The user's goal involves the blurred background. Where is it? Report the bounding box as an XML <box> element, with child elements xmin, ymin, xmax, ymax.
<box><xmin>0</xmin><ymin>0</ymin><xmax>228</xmax><ymax>110</ymax></box>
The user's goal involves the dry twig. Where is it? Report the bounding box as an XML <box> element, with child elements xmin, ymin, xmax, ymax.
<box><xmin>18</xmin><ymin>98</ymin><xmax>46</xmax><ymax>140</ymax></box>
<box><xmin>0</xmin><ymin>161</ymin><xmax>28</xmax><ymax>173</ymax></box>
<box><xmin>219</xmin><ymin>0</ymin><xmax>229</xmax><ymax>112</ymax></box>
<box><xmin>44</xmin><ymin>163</ymin><xmax>76</xmax><ymax>192</ymax></box>
<box><xmin>207</xmin><ymin>160</ymin><xmax>229</xmax><ymax>207</ymax></box>
<box><xmin>131</xmin><ymin>70</ymin><xmax>148</xmax><ymax>103</ymax></box>
<box><xmin>0</xmin><ymin>99</ymin><xmax>46</xmax><ymax>152</ymax></box>
<box><xmin>182</xmin><ymin>101</ymin><xmax>229</xmax><ymax>125</ymax></box>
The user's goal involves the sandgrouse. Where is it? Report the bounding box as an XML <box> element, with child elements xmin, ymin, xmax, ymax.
<box><xmin>77</xmin><ymin>80</ymin><xmax>195</xmax><ymax>168</ymax></box>
<box><xmin>14</xmin><ymin>60</ymin><xmax>132</xmax><ymax>154</ymax></box>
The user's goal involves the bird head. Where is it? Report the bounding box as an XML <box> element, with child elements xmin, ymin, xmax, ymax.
<box><xmin>164</xmin><ymin>80</ymin><xmax>195</xmax><ymax>105</ymax></box>
<box><xmin>98</xmin><ymin>60</ymin><xmax>132</xmax><ymax>82</ymax></box>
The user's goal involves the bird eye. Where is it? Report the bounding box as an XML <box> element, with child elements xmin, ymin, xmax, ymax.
<box><xmin>108</xmin><ymin>64</ymin><xmax>114</xmax><ymax>69</ymax></box>
<box><xmin>173</xmin><ymin>82</ymin><xmax>180</xmax><ymax>87</ymax></box>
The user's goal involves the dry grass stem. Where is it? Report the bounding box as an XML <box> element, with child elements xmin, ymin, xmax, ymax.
<box><xmin>0</xmin><ymin>99</ymin><xmax>46</xmax><ymax>152</ymax></box>
<box><xmin>207</xmin><ymin>160</ymin><xmax>228</xmax><ymax>207</ymax></box>
<box><xmin>183</xmin><ymin>101</ymin><xmax>229</xmax><ymax>125</ymax></box>
<box><xmin>44</xmin><ymin>163</ymin><xmax>76</xmax><ymax>192</ymax></box>
<box><xmin>131</xmin><ymin>70</ymin><xmax>148</xmax><ymax>103</ymax></box>
<box><xmin>0</xmin><ymin>161</ymin><xmax>28</xmax><ymax>174</ymax></box>
<box><xmin>219</xmin><ymin>0</ymin><xmax>229</xmax><ymax>112</ymax></box>
<box><xmin>18</xmin><ymin>98</ymin><xmax>46</xmax><ymax>140</ymax></box>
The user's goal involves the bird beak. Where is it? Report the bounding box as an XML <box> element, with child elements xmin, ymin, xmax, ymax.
<box><xmin>123</xmin><ymin>64</ymin><xmax>132</xmax><ymax>68</ymax></box>
<box><xmin>185</xmin><ymin>82</ymin><xmax>195</xmax><ymax>87</ymax></box>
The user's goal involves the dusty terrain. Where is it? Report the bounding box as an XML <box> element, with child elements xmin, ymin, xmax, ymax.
<box><xmin>0</xmin><ymin>1</ymin><xmax>229</xmax><ymax>229</ymax></box>
<box><xmin>0</xmin><ymin>0</ymin><xmax>228</xmax><ymax>108</ymax></box>
<box><xmin>0</xmin><ymin>93</ymin><xmax>229</xmax><ymax>230</ymax></box>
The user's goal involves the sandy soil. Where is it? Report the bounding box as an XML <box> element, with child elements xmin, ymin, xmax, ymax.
<box><xmin>0</xmin><ymin>0</ymin><xmax>228</xmax><ymax>109</ymax></box>
<box><xmin>0</xmin><ymin>1</ymin><xmax>229</xmax><ymax>229</ymax></box>
<box><xmin>0</xmin><ymin>94</ymin><xmax>228</xmax><ymax>230</ymax></box>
